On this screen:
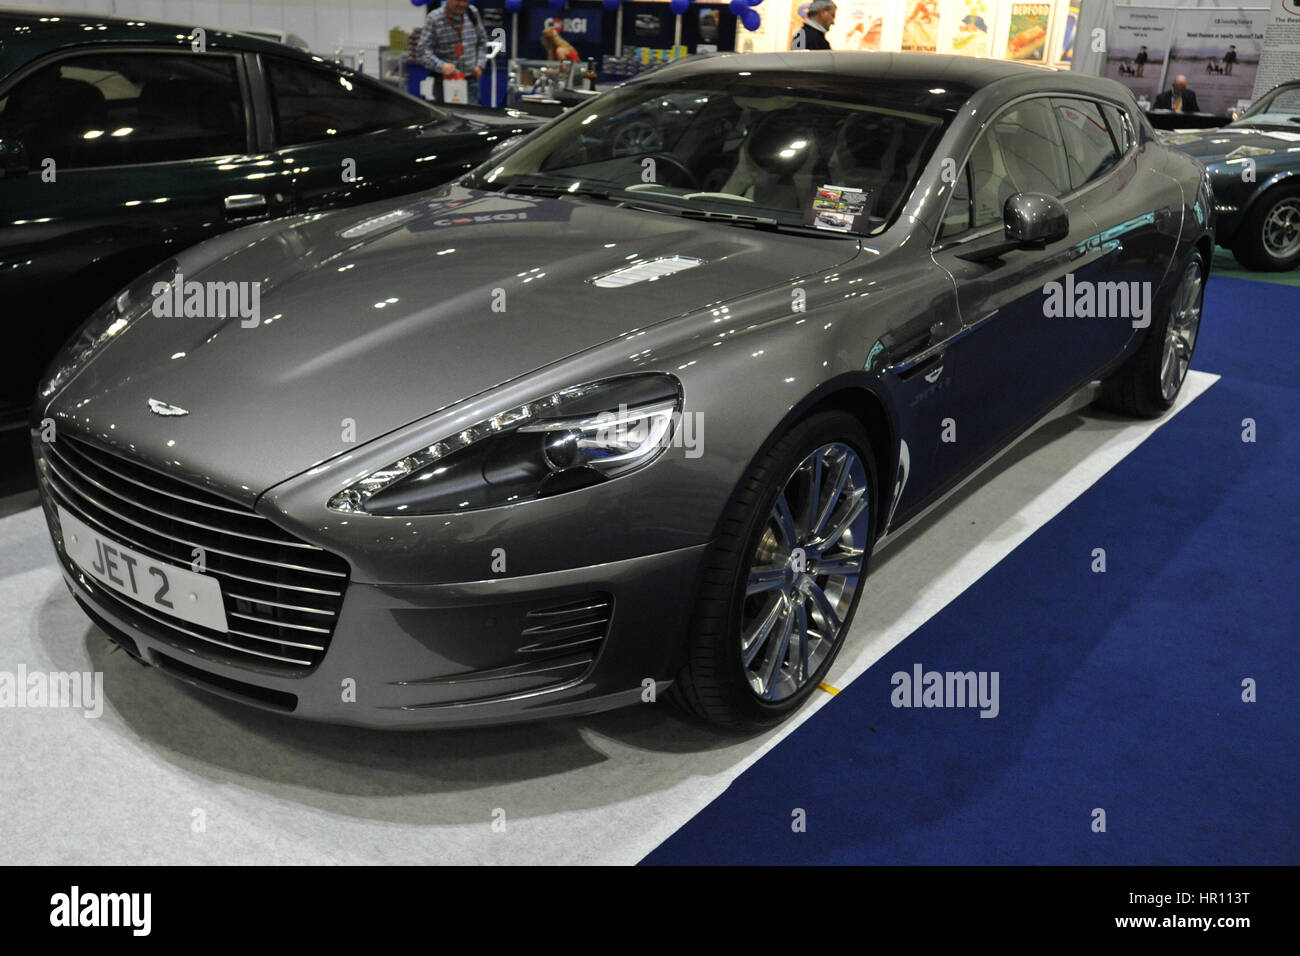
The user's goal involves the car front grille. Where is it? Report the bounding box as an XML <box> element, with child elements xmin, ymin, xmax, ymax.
<box><xmin>39</xmin><ymin>435</ymin><xmax>349</xmax><ymax>675</ymax></box>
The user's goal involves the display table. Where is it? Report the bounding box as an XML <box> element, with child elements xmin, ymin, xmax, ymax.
<box><xmin>1143</xmin><ymin>110</ymin><xmax>1226</xmax><ymax>130</ymax></box>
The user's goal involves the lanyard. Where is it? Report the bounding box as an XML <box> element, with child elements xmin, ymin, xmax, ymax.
<box><xmin>446</xmin><ymin>10</ymin><xmax>465</xmax><ymax>59</ymax></box>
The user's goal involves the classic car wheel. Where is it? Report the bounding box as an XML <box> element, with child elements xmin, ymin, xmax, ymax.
<box><xmin>1233</xmin><ymin>184</ymin><xmax>1300</xmax><ymax>271</ymax></box>
<box><xmin>1099</xmin><ymin>250</ymin><xmax>1205</xmax><ymax>418</ymax></box>
<box><xmin>671</xmin><ymin>411</ymin><xmax>877</xmax><ymax>727</ymax></box>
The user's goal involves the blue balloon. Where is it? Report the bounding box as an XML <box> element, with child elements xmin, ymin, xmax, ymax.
<box><xmin>603</xmin><ymin>0</ymin><xmax>621</xmax><ymax>10</ymax></box>
<box><xmin>729</xmin><ymin>0</ymin><xmax>747</xmax><ymax>14</ymax></box>
<box><xmin>747</xmin><ymin>0</ymin><xmax>764</xmax><ymax>6</ymax></box>
<box><xmin>669</xmin><ymin>0</ymin><xmax>691</xmax><ymax>14</ymax></box>
<box><xmin>741</xmin><ymin>8</ymin><xmax>761</xmax><ymax>30</ymax></box>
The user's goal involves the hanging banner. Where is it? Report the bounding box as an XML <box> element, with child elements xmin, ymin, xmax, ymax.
<box><xmin>1105</xmin><ymin>6</ymin><xmax>1176</xmax><ymax>105</ymax></box>
<box><xmin>1165</xmin><ymin>9</ymin><xmax>1269</xmax><ymax>117</ymax></box>
<box><xmin>1253</xmin><ymin>0</ymin><xmax>1300</xmax><ymax>100</ymax></box>
<box><xmin>902</xmin><ymin>0</ymin><xmax>942</xmax><ymax>52</ymax></box>
<box><xmin>940</xmin><ymin>0</ymin><xmax>997</xmax><ymax>57</ymax></box>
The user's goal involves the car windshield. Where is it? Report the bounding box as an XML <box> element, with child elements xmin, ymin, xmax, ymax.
<box><xmin>1232</xmin><ymin>84</ymin><xmax>1300</xmax><ymax>129</ymax></box>
<box><xmin>466</xmin><ymin>71</ymin><xmax>957</xmax><ymax>236</ymax></box>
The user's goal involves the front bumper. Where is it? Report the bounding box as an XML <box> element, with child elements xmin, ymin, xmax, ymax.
<box><xmin>34</xmin><ymin>433</ymin><xmax>706</xmax><ymax>728</ymax></box>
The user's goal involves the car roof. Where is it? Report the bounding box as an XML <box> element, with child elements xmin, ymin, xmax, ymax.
<box><xmin>642</xmin><ymin>51</ymin><xmax>1134</xmax><ymax>106</ymax></box>
<box><xmin>0</xmin><ymin>7</ymin><xmax>323</xmax><ymax>77</ymax></box>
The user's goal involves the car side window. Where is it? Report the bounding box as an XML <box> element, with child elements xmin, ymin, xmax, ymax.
<box><xmin>1100</xmin><ymin>103</ymin><xmax>1132</xmax><ymax>153</ymax></box>
<box><xmin>937</xmin><ymin>97</ymin><xmax>1069</xmax><ymax>240</ymax></box>
<box><xmin>266</xmin><ymin>58</ymin><xmax>436</xmax><ymax>147</ymax></box>
<box><xmin>0</xmin><ymin>52</ymin><xmax>246</xmax><ymax>169</ymax></box>
<box><xmin>939</xmin><ymin>163</ymin><xmax>973</xmax><ymax>239</ymax></box>
<box><xmin>1052</xmin><ymin>98</ymin><xmax>1121</xmax><ymax>189</ymax></box>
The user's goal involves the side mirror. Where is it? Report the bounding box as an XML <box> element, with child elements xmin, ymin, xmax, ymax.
<box><xmin>1004</xmin><ymin>192</ymin><xmax>1069</xmax><ymax>247</ymax></box>
<box><xmin>0</xmin><ymin>139</ymin><xmax>30</xmax><ymax>177</ymax></box>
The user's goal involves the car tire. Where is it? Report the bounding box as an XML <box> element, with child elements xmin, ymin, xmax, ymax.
<box><xmin>1098</xmin><ymin>249</ymin><xmax>1206</xmax><ymax>418</ymax></box>
<box><xmin>1232</xmin><ymin>183</ymin><xmax>1300</xmax><ymax>271</ymax></box>
<box><xmin>670</xmin><ymin>410</ymin><xmax>878</xmax><ymax>728</ymax></box>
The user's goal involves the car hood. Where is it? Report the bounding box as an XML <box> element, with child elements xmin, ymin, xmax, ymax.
<box><xmin>1163</xmin><ymin>125</ymin><xmax>1300</xmax><ymax>163</ymax></box>
<box><xmin>51</xmin><ymin>186</ymin><xmax>861</xmax><ymax>503</ymax></box>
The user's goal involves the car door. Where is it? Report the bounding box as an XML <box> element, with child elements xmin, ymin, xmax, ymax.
<box><xmin>0</xmin><ymin>48</ymin><xmax>288</xmax><ymax>420</ymax></box>
<box><xmin>256</xmin><ymin>55</ymin><xmax>493</xmax><ymax>213</ymax></box>
<box><xmin>1051</xmin><ymin>96</ymin><xmax>1182</xmax><ymax>375</ymax></box>
<box><xmin>927</xmin><ymin>96</ymin><xmax>1108</xmax><ymax>486</ymax></box>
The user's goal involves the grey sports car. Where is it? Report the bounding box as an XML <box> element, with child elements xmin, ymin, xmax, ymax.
<box><xmin>32</xmin><ymin>53</ymin><xmax>1213</xmax><ymax>730</ymax></box>
<box><xmin>1162</xmin><ymin>80</ymin><xmax>1300</xmax><ymax>271</ymax></box>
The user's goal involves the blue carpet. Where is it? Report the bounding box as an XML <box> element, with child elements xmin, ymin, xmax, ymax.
<box><xmin>644</xmin><ymin>276</ymin><xmax>1300</xmax><ymax>865</ymax></box>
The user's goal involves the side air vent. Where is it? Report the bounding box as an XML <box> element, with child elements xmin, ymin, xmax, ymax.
<box><xmin>519</xmin><ymin>595</ymin><xmax>613</xmax><ymax>655</ymax></box>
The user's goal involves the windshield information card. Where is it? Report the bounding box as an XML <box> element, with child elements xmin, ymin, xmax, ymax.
<box><xmin>806</xmin><ymin>184</ymin><xmax>874</xmax><ymax>234</ymax></box>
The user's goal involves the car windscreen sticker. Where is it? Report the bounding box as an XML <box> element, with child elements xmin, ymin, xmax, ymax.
<box><xmin>806</xmin><ymin>184</ymin><xmax>874</xmax><ymax>234</ymax></box>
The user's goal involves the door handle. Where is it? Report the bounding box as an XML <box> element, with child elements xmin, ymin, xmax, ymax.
<box><xmin>224</xmin><ymin>194</ymin><xmax>268</xmax><ymax>216</ymax></box>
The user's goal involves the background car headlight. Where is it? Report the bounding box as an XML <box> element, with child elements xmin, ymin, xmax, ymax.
<box><xmin>328</xmin><ymin>373</ymin><xmax>682</xmax><ymax>515</ymax></box>
<box><xmin>1226</xmin><ymin>145</ymin><xmax>1276</xmax><ymax>160</ymax></box>
<box><xmin>38</xmin><ymin>259</ymin><xmax>179</xmax><ymax>400</ymax></box>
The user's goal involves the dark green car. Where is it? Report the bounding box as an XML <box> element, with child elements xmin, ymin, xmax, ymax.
<box><xmin>0</xmin><ymin>10</ymin><xmax>538</xmax><ymax>430</ymax></box>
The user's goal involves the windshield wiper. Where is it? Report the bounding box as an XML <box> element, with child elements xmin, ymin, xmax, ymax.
<box><xmin>626</xmin><ymin>198</ymin><xmax>859</xmax><ymax>238</ymax></box>
<box><xmin>481</xmin><ymin>180</ymin><xmax>611</xmax><ymax>200</ymax></box>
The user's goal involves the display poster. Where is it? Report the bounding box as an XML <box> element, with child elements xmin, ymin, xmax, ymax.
<box><xmin>699</xmin><ymin>7</ymin><xmax>720</xmax><ymax>44</ymax></box>
<box><xmin>1105</xmin><ymin>6</ymin><xmax>1176</xmax><ymax>105</ymax></box>
<box><xmin>827</xmin><ymin>0</ymin><xmax>891</xmax><ymax>52</ymax></box>
<box><xmin>788</xmin><ymin>2</ymin><xmax>813</xmax><ymax>50</ymax></box>
<box><xmin>1053</xmin><ymin>0</ymin><xmax>1081</xmax><ymax>65</ymax></box>
<box><xmin>902</xmin><ymin>0</ymin><xmax>942</xmax><ymax>52</ymax></box>
<box><xmin>940</xmin><ymin>0</ymin><xmax>996</xmax><ymax>56</ymax></box>
<box><xmin>1253</xmin><ymin>0</ymin><xmax>1300</xmax><ymax>99</ymax></box>
<box><xmin>1004</xmin><ymin>2</ymin><xmax>1051</xmax><ymax>61</ymax></box>
<box><xmin>733</xmin><ymin>2</ymin><xmax>776</xmax><ymax>52</ymax></box>
<box><xmin>734</xmin><ymin>0</ymin><xmax>800</xmax><ymax>53</ymax></box>
<box><xmin>1165</xmin><ymin>9</ymin><xmax>1269</xmax><ymax>116</ymax></box>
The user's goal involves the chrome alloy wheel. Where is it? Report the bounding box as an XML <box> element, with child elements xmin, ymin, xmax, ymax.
<box><xmin>1262</xmin><ymin>197</ymin><xmax>1300</xmax><ymax>260</ymax></box>
<box><xmin>1160</xmin><ymin>257</ymin><xmax>1204</xmax><ymax>402</ymax></box>
<box><xmin>740</xmin><ymin>442</ymin><xmax>871</xmax><ymax>702</ymax></box>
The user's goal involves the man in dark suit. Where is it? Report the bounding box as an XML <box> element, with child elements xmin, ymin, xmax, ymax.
<box><xmin>792</xmin><ymin>0</ymin><xmax>836</xmax><ymax>50</ymax></box>
<box><xmin>1154</xmin><ymin>75</ymin><xmax>1200</xmax><ymax>114</ymax></box>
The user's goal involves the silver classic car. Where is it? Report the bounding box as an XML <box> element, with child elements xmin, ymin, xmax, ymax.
<box><xmin>33</xmin><ymin>53</ymin><xmax>1213</xmax><ymax>729</ymax></box>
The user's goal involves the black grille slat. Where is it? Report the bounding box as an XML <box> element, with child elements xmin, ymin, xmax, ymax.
<box><xmin>41</xmin><ymin>436</ymin><xmax>350</xmax><ymax>674</ymax></box>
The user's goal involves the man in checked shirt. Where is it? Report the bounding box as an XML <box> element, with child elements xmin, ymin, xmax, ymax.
<box><xmin>418</xmin><ymin>0</ymin><xmax>489</xmax><ymax>106</ymax></box>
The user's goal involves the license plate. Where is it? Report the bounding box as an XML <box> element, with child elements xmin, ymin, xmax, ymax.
<box><xmin>57</xmin><ymin>505</ymin><xmax>229</xmax><ymax>632</ymax></box>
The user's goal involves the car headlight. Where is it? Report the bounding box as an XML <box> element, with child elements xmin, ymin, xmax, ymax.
<box><xmin>328</xmin><ymin>373</ymin><xmax>682</xmax><ymax>515</ymax></box>
<box><xmin>38</xmin><ymin>259</ymin><xmax>179</xmax><ymax>400</ymax></box>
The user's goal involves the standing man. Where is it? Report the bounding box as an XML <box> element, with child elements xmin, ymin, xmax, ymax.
<box><xmin>418</xmin><ymin>0</ymin><xmax>488</xmax><ymax>106</ymax></box>
<box><xmin>792</xmin><ymin>1</ymin><xmax>836</xmax><ymax>50</ymax></box>
<box><xmin>1135</xmin><ymin>45</ymin><xmax>1148</xmax><ymax>78</ymax></box>
<box><xmin>1223</xmin><ymin>44</ymin><xmax>1237</xmax><ymax>76</ymax></box>
<box><xmin>1155</xmin><ymin>75</ymin><xmax>1200</xmax><ymax>114</ymax></box>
